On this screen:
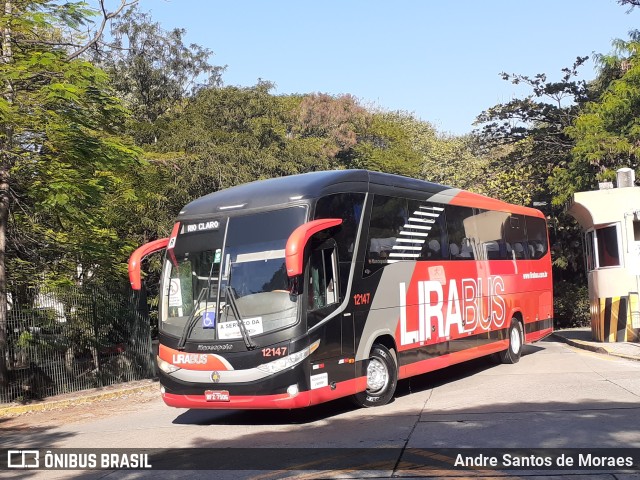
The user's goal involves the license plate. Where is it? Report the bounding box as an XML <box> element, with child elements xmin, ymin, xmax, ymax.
<box><xmin>205</xmin><ymin>390</ymin><xmax>230</xmax><ymax>402</ymax></box>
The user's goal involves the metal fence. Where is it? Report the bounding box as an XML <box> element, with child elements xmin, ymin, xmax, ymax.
<box><xmin>1</xmin><ymin>284</ymin><xmax>154</xmax><ymax>404</ymax></box>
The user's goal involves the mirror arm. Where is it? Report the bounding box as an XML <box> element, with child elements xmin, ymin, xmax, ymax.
<box><xmin>285</xmin><ymin>218</ymin><xmax>342</xmax><ymax>277</ymax></box>
<box><xmin>128</xmin><ymin>238</ymin><xmax>169</xmax><ymax>290</ymax></box>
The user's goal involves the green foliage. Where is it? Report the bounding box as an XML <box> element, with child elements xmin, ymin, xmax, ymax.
<box><xmin>0</xmin><ymin>0</ymin><xmax>142</xmax><ymax>285</ymax></box>
<box><xmin>151</xmin><ymin>83</ymin><xmax>333</xmax><ymax>194</ymax></box>
<box><xmin>474</xmin><ymin>138</ymin><xmax>552</xmax><ymax>206</ymax></box>
<box><xmin>351</xmin><ymin>112</ymin><xmax>422</xmax><ymax>176</ymax></box>
<box><xmin>16</xmin><ymin>330</ymin><xmax>33</xmax><ymax>349</ymax></box>
<box><xmin>553</xmin><ymin>280</ymin><xmax>590</xmax><ymax>328</ymax></box>
<box><xmin>129</xmin><ymin>84</ymin><xmax>343</xmax><ymax>264</ymax></box>
<box><xmin>474</xmin><ymin>60</ymin><xmax>595</xmax><ymax>289</ymax></box>
<box><xmin>384</xmin><ymin>111</ymin><xmax>487</xmax><ymax>189</ymax></box>
<box><xmin>563</xmin><ymin>32</ymin><xmax>640</xmax><ymax>203</ymax></box>
<box><xmin>9</xmin><ymin>2</ymin><xmax>634</xmax><ymax>335</ymax></box>
<box><xmin>96</xmin><ymin>4</ymin><xmax>224</xmax><ymax>126</ymax></box>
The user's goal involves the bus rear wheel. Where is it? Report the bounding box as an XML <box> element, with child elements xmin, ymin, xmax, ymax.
<box><xmin>499</xmin><ymin>318</ymin><xmax>524</xmax><ymax>364</ymax></box>
<box><xmin>352</xmin><ymin>344</ymin><xmax>397</xmax><ymax>408</ymax></box>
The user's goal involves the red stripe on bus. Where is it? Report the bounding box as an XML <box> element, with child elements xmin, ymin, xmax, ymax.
<box><xmin>399</xmin><ymin>339</ymin><xmax>509</xmax><ymax>379</ymax></box>
<box><xmin>449</xmin><ymin>191</ymin><xmax>544</xmax><ymax>217</ymax></box>
<box><xmin>163</xmin><ymin>391</ymin><xmax>312</xmax><ymax>409</ymax></box>
<box><xmin>525</xmin><ymin>327</ymin><xmax>553</xmax><ymax>343</ymax></box>
<box><xmin>161</xmin><ymin>377</ymin><xmax>366</xmax><ymax>410</ymax></box>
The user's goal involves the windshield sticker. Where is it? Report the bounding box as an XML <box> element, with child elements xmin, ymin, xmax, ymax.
<box><xmin>217</xmin><ymin>317</ymin><xmax>264</xmax><ymax>340</ymax></box>
<box><xmin>168</xmin><ymin>279</ymin><xmax>183</xmax><ymax>307</ymax></box>
<box><xmin>235</xmin><ymin>249</ymin><xmax>286</xmax><ymax>263</ymax></box>
<box><xmin>185</xmin><ymin>220</ymin><xmax>220</xmax><ymax>233</ymax></box>
<box><xmin>202</xmin><ymin>311</ymin><xmax>216</xmax><ymax>329</ymax></box>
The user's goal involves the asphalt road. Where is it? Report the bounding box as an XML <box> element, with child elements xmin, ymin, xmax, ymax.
<box><xmin>2</xmin><ymin>337</ymin><xmax>640</xmax><ymax>479</ymax></box>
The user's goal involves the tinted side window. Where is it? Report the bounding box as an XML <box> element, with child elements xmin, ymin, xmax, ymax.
<box><xmin>364</xmin><ymin>196</ymin><xmax>408</xmax><ymax>275</ymax></box>
<box><xmin>526</xmin><ymin>216</ymin><xmax>549</xmax><ymax>260</ymax></box>
<box><xmin>473</xmin><ymin>209</ymin><xmax>510</xmax><ymax>260</ymax></box>
<box><xmin>446</xmin><ymin>206</ymin><xmax>477</xmax><ymax>260</ymax></box>
<box><xmin>406</xmin><ymin>200</ymin><xmax>448</xmax><ymax>261</ymax></box>
<box><xmin>504</xmin><ymin>214</ymin><xmax>529</xmax><ymax>260</ymax></box>
<box><xmin>314</xmin><ymin>193</ymin><xmax>365</xmax><ymax>263</ymax></box>
<box><xmin>308</xmin><ymin>246</ymin><xmax>339</xmax><ymax>312</ymax></box>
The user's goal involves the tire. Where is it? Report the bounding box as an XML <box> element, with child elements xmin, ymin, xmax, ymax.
<box><xmin>352</xmin><ymin>344</ymin><xmax>398</xmax><ymax>407</ymax></box>
<box><xmin>499</xmin><ymin>318</ymin><xmax>524</xmax><ymax>364</ymax></box>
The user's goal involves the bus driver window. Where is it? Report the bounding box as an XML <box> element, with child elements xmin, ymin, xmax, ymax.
<box><xmin>308</xmin><ymin>245</ymin><xmax>338</xmax><ymax>311</ymax></box>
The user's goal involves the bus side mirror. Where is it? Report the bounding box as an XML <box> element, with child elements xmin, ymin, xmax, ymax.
<box><xmin>285</xmin><ymin>218</ymin><xmax>342</xmax><ymax>277</ymax></box>
<box><xmin>128</xmin><ymin>238</ymin><xmax>169</xmax><ymax>290</ymax></box>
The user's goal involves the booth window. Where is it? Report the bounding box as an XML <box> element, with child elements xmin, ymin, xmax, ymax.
<box><xmin>595</xmin><ymin>224</ymin><xmax>621</xmax><ymax>268</ymax></box>
<box><xmin>585</xmin><ymin>230</ymin><xmax>595</xmax><ymax>271</ymax></box>
<box><xmin>634</xmin><ymin>219</ymin><xmax>640</xmax><ymax>241</ymax></box>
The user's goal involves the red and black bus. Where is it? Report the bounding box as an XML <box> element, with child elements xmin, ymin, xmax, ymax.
<box><xmin>129</xmin><ymin>170</ymin><xmax>553</xmax><ymax>409</ymax></box>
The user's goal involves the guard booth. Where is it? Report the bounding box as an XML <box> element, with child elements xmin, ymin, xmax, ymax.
<box><xmin>567</xmin><ymin>168</ymin><xmax>640</xmax><ymax>342</ymax></box>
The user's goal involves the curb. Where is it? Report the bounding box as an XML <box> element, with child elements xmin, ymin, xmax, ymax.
<box><xmin>0</xmin><ymin>379</ymin><xmax>158</xmax><ymax>417</ymax></box>
<box><xmin>551</xmin><ymin>332</ymin><xmax>609</xmax><ymax>354</ymax></box>
<box><xmin>551</xmin><ymin>332</ymin><xmax>640</xmax><ymax>362</ymax></box>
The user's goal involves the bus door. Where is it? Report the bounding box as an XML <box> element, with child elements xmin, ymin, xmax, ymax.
<box><xmin>306</xmin><ymin>238</ymin><xmax>356</xmax><ymax>388</ymax></box>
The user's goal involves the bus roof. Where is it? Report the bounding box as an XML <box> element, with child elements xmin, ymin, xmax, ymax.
<box><xmin>178</xmin><ymin>170</ymin><xmax>363</xmax><ymax>218</ymax></box>
<box><xmin>177</xmin><ymin>170</ymin><xmax>543</xmax><ymax>219</ymax></box>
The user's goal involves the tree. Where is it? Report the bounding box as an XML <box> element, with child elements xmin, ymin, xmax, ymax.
<box><xmin>133</xmin><ymin>84</ymin><xmax>333</xmax><ymax>247</ymax></box>
<box><xmin>0</xmin><ymin>0</ymin><xmax>139</xmax><ymax>387</ymax></box>
<box><xmin>473</xmin><ymin>59</ymin><xmax>595</xmax><ymax>288</ymax></box>
<box><xmin>95</xmin><ymin>5</ymin><xmax>225</xmax><ymax>145</ymax></box>
<box><xmin>383</xmin><ymin>111</ymin><xmax>487</xmax><ymax>190</ymax></box>
<box><xmin>350</xmin><ymin>111</ymin><xmax>422</xmax><ymax>177</ymax></box>
<box><xmin>292</xmin><ymin>93</ymin><xmax>369</xmax><ymax>161</ymax></box>
<box><xmin>619</xmin><ymin>0</ymin><xmax>640</xmax><ymax>11</ymax></box>
<box><xmin>475</xmin><ymin>57</ymin><xmax>590</xmax><ymax>203</ymax></box>
<box><xmin>562</xmin><ymin>32</ymin><xmax>640</xmax><ymax>201</ymax></box>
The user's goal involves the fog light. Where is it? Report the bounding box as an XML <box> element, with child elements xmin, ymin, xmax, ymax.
<box><xmin>287</xmin><ymin>384</ymin><xmax>299</xmax><ymax>397</ymax></box>
<box><xmin>160</xmin><ymin>386</ymin><xmax>165</xmax><ymax>395</ymax></box>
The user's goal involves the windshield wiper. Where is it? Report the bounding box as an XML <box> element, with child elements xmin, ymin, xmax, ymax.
<box><xmin>177</xmin><ymin>286</ymin><xmax>207</xmax><ymax>350</ymax></box>
<box><xmin>177</xmin><ymin>260</ymin><xmax>217</xmax><ymax>350</ymax></box>
<box><xmin>225</xmin><ymin>286</ymin><xmax>256</xmax><ymax>350</ymax></box>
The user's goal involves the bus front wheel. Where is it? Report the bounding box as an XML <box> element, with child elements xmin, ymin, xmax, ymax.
<box><xmin>500</xmin><ymin>318</ymin><xmax>524</xmax><ymax>364</ymax></box>
<box><xmin>352</xmin><ymin>344</ymin><xmax>397</xmax><ymax>408</ymax></box>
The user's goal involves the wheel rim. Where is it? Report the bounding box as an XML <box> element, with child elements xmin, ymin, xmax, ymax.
<box><xmin>511</xmin><ymin>325</ymin><xmax>522</xmax><ymax>354</ymax></box>
<box><xmin>367</xmin><ymin>357</ymin><xmax>389</xmax><ymax>393</ymax></box>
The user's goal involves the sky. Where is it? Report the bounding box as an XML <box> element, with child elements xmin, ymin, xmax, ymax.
<box><xmin>138</xmin><ymin>0</ymin><xmax>637</xmax><ymax>136</ymax></box>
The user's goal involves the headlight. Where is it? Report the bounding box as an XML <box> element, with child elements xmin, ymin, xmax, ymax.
<box><xmin>257</xmin><ymin>340</ymin><xmax>320</xmax><ymax>374</ymax></box>
<box><xmin>157</xmin><ymin>356</ymin><xmax>180</xmax><ymax>374</ymax></box>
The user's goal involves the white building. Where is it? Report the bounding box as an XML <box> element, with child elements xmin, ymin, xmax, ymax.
<box><xmin>567</xmin><ymin>168</ymin><xmax>640</xmax><ymax>342</ymax></box>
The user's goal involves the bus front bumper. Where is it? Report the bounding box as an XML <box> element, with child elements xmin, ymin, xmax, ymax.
<box><xmin>161</xmin><ymin>389</ymin><xmax>313</xmax><ymax>409</ymax></box>
<box><xmin>160</xmin><ymin>376</ymin><xmax>366</xmax><ymax>410</ymax></box>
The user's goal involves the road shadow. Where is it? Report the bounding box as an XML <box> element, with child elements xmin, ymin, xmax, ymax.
<box><xmin>0</xmin><ymin>419</ymin><xmax>76</xmax><ymax>449</ymax></box>
<box><xmin>179</xmin><ymin>396</ymin><xmax>640</xmax><ymax>447</ymax></box>
<box><xmin>172</xmin><ymin>397</ymin><xmax>357</xmax><ymax>426</ymax></box>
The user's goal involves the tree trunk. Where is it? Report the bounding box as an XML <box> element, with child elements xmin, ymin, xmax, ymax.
<box><xmin>0</xmin><ymin>167</ymin><xmax>8</xmax><ymax>387</ymax></box>
<box><xmin>0</xmin><ymin>0</ymin><xmax>13</xmax><ymax>388</ymax></box>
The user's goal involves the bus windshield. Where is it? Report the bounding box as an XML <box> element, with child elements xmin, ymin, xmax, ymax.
<box><xmin>160</xmin><ymin>206</ymin><xmax>308</xmax><ymax>342</ymax></box>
